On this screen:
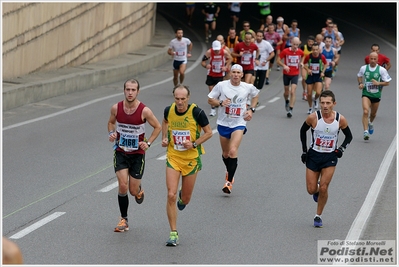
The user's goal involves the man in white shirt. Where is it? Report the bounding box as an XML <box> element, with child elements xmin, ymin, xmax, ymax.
<box><xmin>167</xmin><ymin>28</ymin><xmax>193</xmax><ymax>89</ymax></box>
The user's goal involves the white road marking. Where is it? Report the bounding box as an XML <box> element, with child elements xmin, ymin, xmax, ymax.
<box><xmin>9</xmin><ymin>212</ymin><xmax>66</xmax><ymax>239</ymax></box>
<box><xmin>334</xmin><ymin>135</ymin><xmax>397</xmax><ymax>264</ymax></box>
<box><xmin>346</xmin><ymin>136</ymin><xmax>397</xmax><ymax>239</ymax></box>
<box><xmin>268</xmin><ymin>97</ymin><xmax>280</xmax><ymax>103</ymax></box>
<box><xmin>157</xmin><ymin>155</ymin><xmax>167</xmax><ymax>160</ymax></box>
<box><xmin>97</xmin><ymin>181</ymin><xmax>118</xmax><ymax>192</ymax></box>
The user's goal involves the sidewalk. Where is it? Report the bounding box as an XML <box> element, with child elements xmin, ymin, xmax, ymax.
<box><xmin>2</xmin><ymin>12</ymin><xmax>174</xmax><ymax>111</ymax></box>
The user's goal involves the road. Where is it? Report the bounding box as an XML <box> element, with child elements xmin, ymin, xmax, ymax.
<box><xmin>2</xmin><ymin>3</ymin><xmax>396</xmax><ymax>265</ymax></box>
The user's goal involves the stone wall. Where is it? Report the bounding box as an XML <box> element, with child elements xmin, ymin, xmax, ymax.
<box><xmin>2</xmin><ymin>2</ymin><xmax>156</xmax><ymax>79</ymax></box>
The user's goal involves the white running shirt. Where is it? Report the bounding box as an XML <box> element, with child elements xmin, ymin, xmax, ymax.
<box><xmin>208</xmin><ymin>80</ymin><xmax>259</xmax><ymax>128</ymax></box>
<box><xmin>169</xmin><ymin>37</ymin><xmax>192</xmax><ymax>62</ymax></box>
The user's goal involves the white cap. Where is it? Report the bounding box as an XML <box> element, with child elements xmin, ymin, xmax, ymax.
<box><xmin>212</xmin><ymin>40</ymin><xmax>221</xmax><ymax>50</ymax></box>
<box><xmin>277</xmin><ymin>17</ymin><xmax>284</xmax><ymax>22</ymax></box>
<box><xmin>231</xmin><ymin>64</ymin><xmax>243</xmax><ymax>72</ymax></box>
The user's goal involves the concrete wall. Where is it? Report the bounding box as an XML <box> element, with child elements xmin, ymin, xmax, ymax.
<box><xmin>2</xmin><ymin>2</ymin><xmax>156</xmax><ymax>79</ymax></box>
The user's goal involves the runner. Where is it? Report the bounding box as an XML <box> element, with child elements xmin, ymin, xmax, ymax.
<box><xmin>300</xmin><ymin>35</ymin><xmax>315</xmax><ymax>100</ymax></box>
<box><xmin>364</xmin><ymin>43</ymin><xmax>391</xmax><ymax>71</ymax></box>
<box><xmin>303</xmin><ymin>43</ymin><xmax>328</xmax><ymax>114</ymax></box>
<box><xmin>253</xmin><ymin>30</ymin><xmax>274</xmax><ymax>90</ymax></box>
<box><xmin>162</xmin><ymin>85</ymin><xmax>213</xmax><ymax>246</ymax></box>
<box><xmin>263</xmin><ymin>23</ymin><xmax>282</xmax><ymax>85</ymax></box>
<box><xmin>167</xmin><ymin>28</ymin><xmax>193</xmax><ymax>88</ymax></box>
<box><xmin>207</xmin><ymin>64</ymin><xmax>259</xmax><ymax>194</ymax></box>
<box><xmin>231</xmin><ymin>32</ymin><xmax>260</xmax><ymax>84</ymax></box>
<box><xmin>202</xmin><ymin>2</ymin><xmax>220</xmax><ymax>43</ymax></box>
<box><xmin>108</xmin><ymin>79</ymin><xmax>161</xmax><ymax>233</ymax></box>
<box><xmin>357</xmin><ymin>52</ymin><xmax>391</xmax><ymax>140</ymax></box>
<box><xmin>276</xmin><ymin>37</ymin><xmax>304</xmax><ymax>118</ymax></box>
<box><xmin>300</xmin><ymin>90</ymin><xmax>353</xmax><ymax>227</ymax></box>
<box><xmin>321</xmin><ymin>36</ymin><xmax>338</xmax><ymax>91</ymax></box>
<box><xmin>202</xmin><ymin>40</ymin><xmax>233</xmax><ymax>116</ymax></box>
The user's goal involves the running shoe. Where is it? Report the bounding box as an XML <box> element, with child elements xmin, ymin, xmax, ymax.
<box><xmin>209</xmin><ymin>108</ymin><xmax>216</xmax><ymax>116</ymax></box>
<box><xmin>114</xmin><ymin>218</ymin><xmax>129</xmax><ymax>232</ymax></box>
<box><xmin>208</xmin><ymin>30</ymin><xmax>212</xmax><ymax>38</ymax></box>
<box><xmin>135</xmin><ymin>184</ymin><xmax>144</xmax><ymax>204</ymax></box>
<box><xmin>313</xmin><ymin>100</ymin><xmax>319</xmax><ymax>110</ymax></box>
<box><xmin>222</xmin><ymin>182</ymin><xmax>233</xmax><ymax>194</ymax></box>
<box><xmin>368</xmin><ymin>122</ymin><xmax>374</xmax><ymax>135</ymax></box>
<box><xmin>177</xmin><ymin>189</ymin><xmax>186</xmax><ymax>211</ymax></box>
<box><xmin>285</xmin><ymin>102</ymin><xmax>290</xmax><ymax>112</ymax></box>
<box><xmin>302</xmin><ymin>91</ymin><xmax>307</xmax><ymax>100</ymax></box>
<box><xmin>307</xmin><ymin>108</ymin><xmax>313</xmax><ymax>114</ymax></box>
<box><xmin>313</xmin><ymin>192</ymin><xmax>319</xmax><ymax>202</ymax></box>
<box><xmin>277</xmin><ymin>66</ymin><xmax>280</xmax><ymax>71</ymax></box>
<box><xmin>287</xmin><ymin>110</ymin><xmax>292</xmax><ymax>118</ymax></box>
<box><xmin>265</xmin><ymin>78</ymin><xmax>269</xmax><ymax>85</ymax></box>
<box><xmin>205</xmin><ymin>37</ymin><xmax>209</xmax><ymax>43</ymax></box>
<box><xmin>314</xmin><ymin>216</ymin><xmax>323</xmax><ymax>228</ymax></box>
<box><xmin>364</xmin><ymin>131</ymin><xmax>370</xmax><ymax>140</ymax></box>
<box><xmin>166</xmin><ymin>231</ymin><xmax>179</xmax><ymax>246</ymax></box>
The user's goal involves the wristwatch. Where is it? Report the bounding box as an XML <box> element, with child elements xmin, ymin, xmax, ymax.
<box><xmin>219</xmin><ymin>100</ymin><xmax>223</xmax><ymax>107</ymax></box>
<box><xmin>249</xmin><ymin>107</ymin><xmax>256</xmax><ymax>113</ymax></box>
<box><xmin>146</xmin><ymin>142</ymin><xmax>151</xmax><ymax>147</ymax></box>
<box><xmin>192</xmin><ymin>142</ymin><xmax>198</xmax><ymax>148</ymax></box>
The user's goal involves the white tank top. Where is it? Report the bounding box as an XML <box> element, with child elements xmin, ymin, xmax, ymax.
<box><xmin>310</xmin><ymin>110</ymin><xmax>340</xmax><ymax>153</ymax></box>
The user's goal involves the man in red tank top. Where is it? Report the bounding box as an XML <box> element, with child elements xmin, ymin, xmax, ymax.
<box><xmin>232</xmin><ymin>32</ymin><xmax>260</xmax><ymax>83</ymax></box>
<box><xmin>202</xmin><ymin>40</ymin><xmax>233</xmax><ymax>116</ymax></box>
<box><xmin>107</xmin><ymin>79</ymin><xmax>161</xmax><ymax>233</ymax></box>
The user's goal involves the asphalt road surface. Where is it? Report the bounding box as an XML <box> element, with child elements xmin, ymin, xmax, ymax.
<box><xmin>2</xmin><ymin>3</ymin><xmax>396</xmax><ymax>265</ymax></box>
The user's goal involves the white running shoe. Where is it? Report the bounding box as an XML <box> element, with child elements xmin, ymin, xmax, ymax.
<box><xmin>209</xmin><ymin>108</ymin><xmax>216</xmax><ymax>116</ymax></box>
<box><xmin>314</xmin><ymin>100</ymin><xmax>319</xmax><ymax>110</ymax></box>
<box><xmin>307</xmin><ymin>108</ymin><xmax>313</xmax><ymax>114</ymax></box>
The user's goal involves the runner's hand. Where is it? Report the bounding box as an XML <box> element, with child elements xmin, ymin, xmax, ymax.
<box><xmin>301</xmin><ymin>152</ymin><xmax>307</xmax><ymax>164</ymax></box>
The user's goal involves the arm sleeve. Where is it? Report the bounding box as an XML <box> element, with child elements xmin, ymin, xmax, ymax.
<box><xmin>193</xmin><ymin>106</ymin><xmax>210</xmax><ymax>127</ymax></box>
<box><xmin>164</xmin><ymin>106</ymin><xmax>170</xmax><ymax>121</ymax></box>
<box><xmin>340</xmin><ymin>126</ymin><xmax>353</xmax><ymax>149</ymax></box>
<box><xmin>300</xmin><ymin>122</ymin><xmax>311</xmax><ymax>152</ymax></box>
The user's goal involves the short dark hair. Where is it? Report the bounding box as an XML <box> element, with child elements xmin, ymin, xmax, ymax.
<box><xmin>124</xmin><ymin>79</ymin><xmax>140</xmax><ymax>90</ymax></box>
<box><xmin>371</xmin><ymin>43</ymin><xmax>380</xmax><ymax>49</ymax></box>
<box><xmin>175</xmin><ymin>27</ymin><xmax>183</xmax><ymax>33</ymax></box>
<box><xmin>320</xmin><ymin>90</ymin><xmax>336</xmax><ymax>102</ymax></box>
<box><xmin>307</xmin><ymin>35</ymin><xmax>315</xmax><ymax>41</ymax></box>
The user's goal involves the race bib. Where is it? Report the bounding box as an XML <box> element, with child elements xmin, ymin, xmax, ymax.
<box><xmin>365</xmin><ymin>82</ymin><xmax>379</xmax><ymax>93</ymax></box>
<box><xmin>315</xmin><ymin>136</ymin><xmax>335</xmax><ymax>152</ymax></box>
<box><xmin>212</xmin><ymin>61</ymin><xmax>223</xmax><ymax>73</ymax></box>
<box><xmin>241</xmin><ymin>52</ymin><xmax>252</xmax><ymax>65</ymax></box>
<box><xmin>118</xmin><ymin>133</ymin><xmax>139</xmax><ymax>152</ymax></box>
<box><xmin>172</xmin><ymin>130</ymin><xmax>191</xmax><ymax>151</ymax></box>
<box><xmin>310</xmin><ymin>63</ymin><xmax>320</xmax><ymax>73</ymax></box>
<box><xmin>175</xmin><ymin>50</ymin><xmax>185</xmax><ymax>56</ymax></box>
<box><xmin>225</xmin><ymin>103</ymin><xmax>242</xmax><ymax>118</ymax></box>
<box><xmin>287</xmin><ymin>55</ymin><xmax>300</xmax><ymax>67</ymax></box>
